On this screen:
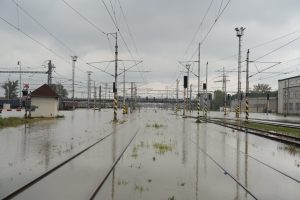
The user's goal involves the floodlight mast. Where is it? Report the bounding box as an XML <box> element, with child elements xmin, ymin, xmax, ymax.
<box><xmin>235</xmin><ymin>27</ymin><xmax>245</xmax><ymax>118</ymax></box>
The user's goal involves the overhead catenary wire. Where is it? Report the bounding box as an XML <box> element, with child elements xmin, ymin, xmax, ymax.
<box><xmin>100</xmin><ymin>0</ymin><xmax>146</xmax><ymax>83</ymax></box>
<box><xmin>61</xmin><ymin>0</ymin><xmax>106</xmax><ymax>36</ymax></box>
<box><xmin>0</xmin><ymin>15</ymin><xmax>70</xmax><ymax>64</ymax></box>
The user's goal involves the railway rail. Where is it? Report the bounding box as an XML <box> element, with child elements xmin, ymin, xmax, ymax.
<box><xmin>182</xmin><ymin>114</ymin><xmax>300</xmax><ymax>146</ymax></box>
<box><xmin>3</xmin><ymin>118</ymin><xmax>139</xmax><ymax>200</ymax></box>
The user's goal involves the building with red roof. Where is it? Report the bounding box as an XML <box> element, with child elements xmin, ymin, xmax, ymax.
<box><xmin>31</xmin><ymin>84</ymin><xmax>59</xmax><ymax>117</ymax></box>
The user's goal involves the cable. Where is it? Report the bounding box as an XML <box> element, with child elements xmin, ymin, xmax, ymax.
<box><xmin>0</xmin><ymin>15</ymin><xmax>70</xmax><ymax>64</ymax></box>
<box><xmin>254</xmin><ymin>35</ymin><xmax>300</xmax><ymax>61</ymax></box>
<box><xmin>182</xmin><ymin>0</ymin><xmax>215</xmax><ymax>60</ymax></box>
<box><xmin>60</xmin><ymin>0</ymin><xmax>106</xmax><ymax>36</ymax></box>
<box><xmin>100</xmin><ymin>0</ymin><xmax>146</xmax><ymax>83</ymax></box>
<box><xmin>11</xmin><ymin>0</ymin><xmax>76</xmax><ymax>56</ymax></box>
<box><xmin>200</xmin><ymin>0</ymin><xmax>232</xmax><ymax>45</ymax></box>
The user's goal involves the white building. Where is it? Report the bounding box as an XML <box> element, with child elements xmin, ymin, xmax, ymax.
<box><xmin>278</xmin><ymin>75</ymin><xmax>300</xmax><ymax>115</ymax></box>
<box><xmin>31</xmin><ymin>84</ymin><xmax>59</xmax><ymax>117</ymax></box>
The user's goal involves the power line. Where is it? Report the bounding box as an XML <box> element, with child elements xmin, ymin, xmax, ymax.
<box><xmin>11</xmin><ymin>0</ymin><xmax>76</xmax><ymax>56</ymax></box>
<box><xmin>60</xmin><ymin>0</ymin><xmax>106</xmax><ymax>36</ymax></box>
<box><xmin>253</xmin><ymin>35</ymin><xmax>300</xmax><ymax>61</ymax></box>
<box><xmin>0</xmin><ymin>15</ymin><xmax>70</xmax><ymax>64</ymax></box>
<box><xmin>100</xmin><ymin>0</ymin><xmax>146</xmax><ymax>83</ymax></box>
<box><xmin>182</xmin><ymin>0</ymin><xmax>215</xmax><ymax>60</ymax></box>
<box><xmin>200</xmin><ymin>0</ymin><xmax>232</xmax><ymax>45</ymax></box>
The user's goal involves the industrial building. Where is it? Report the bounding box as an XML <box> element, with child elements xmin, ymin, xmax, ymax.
<box><xmin>278</xmin><ymin>75</ymin><xmax>300</xmax><ymax>115</ymax></box>
<box><xmin>230</xmin><ymin>96</ymin><xmax>277</xmax><ymax>113</ymax></box>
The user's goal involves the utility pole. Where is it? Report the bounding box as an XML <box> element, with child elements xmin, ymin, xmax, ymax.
<box><xmin>122</xmin><ymin>66</ymin><xmax>126</xmax><ymax>114</ymax></box>
<box><xmin>47</xmin><ymin>60</ymin><xmax>55</xmax><ymax>85</ymax></box>
<box><xmin>190</xmin><ymin>84</ymin><xmax>192</xmax><ymax>112</ymax></box>
<box><xmin>185</xmin><ymin>64</ymin><xmax>190</xmax><ymax>112</ymax></box>
<box><xmin>93</xmin><ymin>81</ymin><xmax>96</xmax><ymax>110</ymax></box>
<box><xmin>235</xmin><ymin>27</ymin><xmax>246</xmax><ymax>118</ymax></box>
<box><xmin>105</xmin><ymin>83</ymin><xmax>108</xmax><ymax>108</ymax></box>
<box><xmin>196</xmin><ymin>42</ymin><xmax>201</xmax><ymax>123</ymax></box>
<box><xmin>176</xmin><ymin>79</ymin><xmax>179</xmax><ymax>114</ymax></box>
<box><xmin>183</xmin><ymin>76</ymin><xmax>188</xmax><ymax>116</ymax></box>
<box><xmin>130</xmin><ymin>82</ymin><xmax>134</xmax><ymax>112</ymax></box>
<box><xmin>71</xmin><ymin>56</ymin><xmax>77</xmax><ymax>110</ymax></box>
<box><xmin>107</xmin><ymin>32</ymin><xmax>118</xmax><ymax>121</ymax></box>
<box><xmin>99</xmin><ymin>85</ymin><xmax>101</xmax><ymax>111</ymax></box>
<box><xmin>134</xmin><ymin>85</ymin><xmax>137</xmax><ymax>110</ymax></box>
<box><xmin>17</xmin><ymin>61</ymin><xmax>21</xmax><ymax>108</ymax></box>
<box><xmin>245</xmin><ymin>49</ymin><xmax>250</xmax><ymax>121</ymax></box>
<box><xmin>215</xmin><ymin>67</ymin><xmax>229</xmax><ymax>116</ymax></box>
<box><xmin>205</xmin><ymin>61</ymin><xmax>208</xmax><ymax>120</ymax></box>
<box><xmin>87</xmin><ymin>71</ymin><xmax>92</xmax><ymax>109</ymax></box>
<box><xmin>223</xmin><ymin>67</ymin><xmax>228</xmax><ymax>116</ymax></box>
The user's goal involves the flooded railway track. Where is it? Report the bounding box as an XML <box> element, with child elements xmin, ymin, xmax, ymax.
<box><xmin>89</xmin><ymin>128</ymin><xmax>140</xmax><ymax>199</ymax></box>
<box><xmin>212</xmin><ymin>117</ymin><xmax>300</xmax><ymax>129</ymax></box>
<box><xmin>3</xmin><ymin>132</ymin><xmax>114</xmax><ymax>200</ymax></box>
<box><xmin>207</xmin><ymin>118</ymin><xmax>300</xmax><ymax>146</ymax></box>
<box><xmin>2</xmin><ymin>118</ymin><xmax>140</xmax><ymax>200</ymax></box>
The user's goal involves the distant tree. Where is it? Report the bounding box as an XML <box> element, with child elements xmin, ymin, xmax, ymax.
<box><xmin>2</xmin><ymin>80</ymin><xmax>19</xmax><ymax>99</ymax></box>
<box><xmin>212</xmin><ymin>90</ymin><xmax>225</xmax><ymax>111</ymax></box>
<box><xmin>50</xmin><ymin>83</ymin><xmax>68</xmax><ymax>98</ymax></box>
<box><xmin>252</xmin><ymin>83</ymin><xmax>271</xmax><ymax>94</ymax></box>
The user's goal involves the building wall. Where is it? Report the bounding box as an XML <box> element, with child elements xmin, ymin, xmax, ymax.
<box><xmin>31</xmin><ymin>97</ymin><xmax>58</xmax><ymax>117</ymax></box>
<box><xmin>230</xmin><ymin>97</ymin><xmax>277</xmax><ymax>113</ymax></box>
<box><xmin>278</xmin><ymin>76</ymin><xmax>300</xmax><ymax>115</ymax></box>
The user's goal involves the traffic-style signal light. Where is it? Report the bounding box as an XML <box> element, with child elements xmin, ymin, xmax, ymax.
<box><xmin>203</xmin><ymin>83</ymin><xmax>207</xmax><ymax>90</ymax></box>
<box><xmin>267</xmin><ymin>93</ymin><xmax>270</xmax><ymax>100</ymax></box>
<box><xmin>184</xmin><ymin>76</ymin><xmax>188</xmax><ymax>88</ymax></box>
<box><xmin>113</xmin><ymin>82</ymin><xmax>117</xmax><ymax>92</ymax></box>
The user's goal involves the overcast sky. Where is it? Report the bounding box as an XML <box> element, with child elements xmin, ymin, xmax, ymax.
<box><xmin>0</xmin><ymin>0</ymin><xmax>300</xmax><ymax>98</ymax></box>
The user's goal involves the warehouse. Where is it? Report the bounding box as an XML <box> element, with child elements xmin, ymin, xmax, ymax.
<box><xmin>278</xmin><ymin>75</ymin><xmax>300</xmax><ymax>115</ymax></box>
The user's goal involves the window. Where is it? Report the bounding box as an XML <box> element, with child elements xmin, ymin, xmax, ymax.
<box><xmin>296</xmin><ymin>92</ymin><xmax>300</xmax><ymax>99</ymax></box>
<box><xmin>284</xmin><ymin>103</ymin><xmax>287</xmax><ymax>111</ymax></box>
<box><xmin>296</xmin><ymin>103</ymin><xmax>300</xmax><ymax>111</ymax></box>
<box><xmin>289</xmin><ymin>103</ymin><xmax>293</xmax><ymax>111</ymax></box>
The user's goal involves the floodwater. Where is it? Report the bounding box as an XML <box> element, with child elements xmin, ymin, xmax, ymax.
<box><xmin>1</xmin><ymin>109</ymin><xmax>300</xmax><ymax>199</ymax></box>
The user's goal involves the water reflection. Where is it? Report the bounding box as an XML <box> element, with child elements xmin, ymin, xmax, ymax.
<box><xmin>111</xmin><ymin>123</ymin><xmax>117</xmax><ymax>200</ymax></box>
<box><xmin>245</xmin><ymin>130</ymin><xmax>249</xmax><ymax>200</ymax></box>
<box><xmin>203</xmin><ymin>123</ymin><xmax>207</xmax><ymax>174</ymax></box>
<box><xmin>235</xmin><ymin>131</ymin><xmax>240</xmax><ymax>199</ymax></box>
<box><xmin>196</xmin><ymin>123</ymin><xmax>199</xmax><ymax>200</ymax></box>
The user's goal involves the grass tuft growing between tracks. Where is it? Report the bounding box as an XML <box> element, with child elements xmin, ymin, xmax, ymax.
<box><xmin>153</xmin><ymin>142</ymin><xmax>173</xmax><ymax>154</ymax></box>
<box><xmin>244</xmin><ymin>122</ymin><xmax>300</xmax><ymax>138</ymax></box>
<box><xmin>0</xmin><ymin>117</ymin><xmax>56</xmax><ymax>129</ymax></box>
<box><xmin>146</xmin><ymin>122</ymin><xmax>165</xmax><ymax>128</ymax></box>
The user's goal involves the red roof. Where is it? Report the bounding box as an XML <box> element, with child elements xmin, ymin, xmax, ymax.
<box><xmin>31</xmin><ymin>84</ymin><xmax>59</xmax><ymax>98</ymax></box>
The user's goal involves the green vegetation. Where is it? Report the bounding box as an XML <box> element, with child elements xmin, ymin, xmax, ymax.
<box><xmin>168</xmin><ymin>196</ymin><xmax>175</xmax><ymax>200</ymax></box>
<box><xmin>245</xmin><ymin>122</ymin><xmax>300</xmax><ymax>138</ymax></box>
<box><xmin>153</xmin><ymin>142</ymin><xmax>173</xmax><ymax>154</ymax></box>
<box><xmin>146</xmin><ymin>122</ymin><xmax>165</xmax><ymax>128</ymax></box>
<box><xmin>0</xmin><ymin>117</ymin><xmax>54</xmax><ymax>128</ymax></box>
<box><xmin>56</xmin><ymin>115</ymin><xmax>65</xmax><ymax>118</ymax></box>
<box><xmin>117</xmin><ymin>179</ymin><xmax>129</xmax><ymax>186</ymax></box>
<box><xmin>2</xmin><ymin>80</ymin><xmax>18</xmax><ymax>99</ymax></box>
<box><xmin>131</xmin><ymin>141</ymin><xmax>150</xmax><ymax>159</ymax></box>
<box><xmin>131</xmin><ymin>146</ymin><xmax>139</xmax><ymax>159</ymax></box>
<box><xmin>278</xmin><ymin>145</ymin><xmax>300</xmax><ymax>155</ymax></box>
<box><xmin>134</xmin><ymin>184</ymin><xmax>149</xmax><ymax>193</ymax></box>
<box><xmin>50</xmin><ymin>83</ymin><xmax>68</xmax><ymax>98</ymax></box>
<box><xmin>220</xmin><ymin>119</ymin><xmax>300</xmax><ymax>138</ymax></box>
